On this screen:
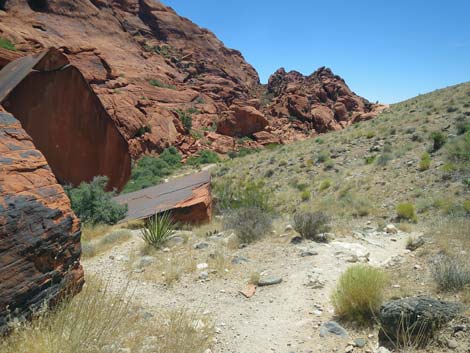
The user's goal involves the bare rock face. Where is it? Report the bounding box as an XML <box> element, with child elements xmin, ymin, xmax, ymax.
<box><xmin>0</xmin><ymin>0</ymin><xmax>381</xmax><ymax>159</ymax></box>
<box><xmin>217</xmin><ymin>105</ymin><xmax>269</xmax><ymax>137</ymax></box>
<box><xmin>265</xmin><ymin>67</ymin><xmax>383</xmax><ymax>134</ymax></box>
<box><xmin>0</xmin><ymin>111</ymin><xmax>84</xmax><ymax>332</ymax></box>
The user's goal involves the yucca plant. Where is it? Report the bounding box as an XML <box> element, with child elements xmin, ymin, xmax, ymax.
<box><xmin>141</xmin><ymin>212</ymin><xmax>176</xmax><ymax>249</ymax></box>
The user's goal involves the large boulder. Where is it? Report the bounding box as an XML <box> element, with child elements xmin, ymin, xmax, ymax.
<box><xmin>217</xmin><ymin>105</ymin><xmax>269</xmax><ymax>137</ymax></box>
<box><xmin>378</xmin><ymin>296</ymin><xmax>462</xmax><ymax>348</ymax></box>
<box><xmin>0</xmin><ymin>111</ymin><xmax>84</xmax><ymax>333</ymax></box>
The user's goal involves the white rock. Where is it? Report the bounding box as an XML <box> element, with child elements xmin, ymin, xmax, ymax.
<box><xmin>385</xmin><ymin>224</ymin><xmax>398</xmax><ymax>234</ymax></box>
<box><xmin>197</xmin><ymin>263</ymin><xmax>209</xmax><ymax>270</ymax></box>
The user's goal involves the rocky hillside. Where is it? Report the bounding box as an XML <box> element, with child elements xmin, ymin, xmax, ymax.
<box><xmin>0</xmin><ymin>0</ymin><xmax>381</xmax><ymax>160</ymax></box>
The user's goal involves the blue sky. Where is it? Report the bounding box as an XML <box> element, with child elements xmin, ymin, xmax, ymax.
<box><xmin>162</xmin><ymin>0</ymin><xmax>470</xmax><ymax>103</ymax></box>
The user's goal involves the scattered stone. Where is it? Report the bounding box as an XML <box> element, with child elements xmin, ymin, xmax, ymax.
<box><xmin>285</xmin><ymin>224</ymin><xmax>294</xmax><ymax>232</ymax></box>
<box><xmin>379</xmin><ymin>296</ymin><xmax>462</xmax><ymax>347</ymax></box>
<box><xmin>319</xmin><ymin>321</ymin><xmax>348</xmax><ymax>338</ymax></box>
<box><xmin>223</xmin><ymin>233</ymin><xmax>239</xmax><ymax>248</ymax></box>
<box><xmin>194</xmin><ymin>242</ymin><xmax>209</xmax><ymax>250</ymax></box>
<box><xmin>197</xmin><ymin>263</ymin><xmax>209</xmax><ymax>270</ymax></box>
<box><xmin>406</xmin><ymin>236</ymin><xmax>425</xmax><ymax>251</ymax></box>
<box><xmin>385</xmin><ymin>224</ymin><xmax>398</xmax><ymax>234</ymax></box>
<box><xmin>345</xmin><ymin>345</ymin><xmax>354</xmax><ymax>353</ymax></box>
<box><xmin>239</xmin><ymin>284</ymin><xmax>256</xmax><ymax>298</ymax></box>
<box><xmin>133</xmin><ymin>255</ymin><xmax>155</xmax><ymax>269</ymax></box>
<box><xmin>199</xmin><ymin>271</ymin><xmax>209</xmax><ymax>280</ymax></box>
<box><xmin>258</xmin><ymin>276</ymin><xmax>283</xmax><ymax>287</ymax></box>
<box><xmin>238</xmin><ymin>243</ymin><xmax>248</xmax><ymax>249</ymax></box>
<box><xmin>453</xmin><ymin>324</ymin><xmax>466</xmax><ymax>333</ymax></box>
<box><xmin>231</xmin><ymin>256</ymin><xmax>249</xmax><ymax>265</ymax></box>
<box><xmin>300</xmin><ymin>250</ymin><xmax>318</xmax><ymax>257</ymax></box>
<box><xmin>165</xmin><ymin>235</ymin><xmax>184</xmax><ymax>248</ymax></box>
<box><xmin>290</xmin><ymin>235</ymin><xmax>303</xmax><ymax>244</ymax></box>
<box><xmin>354</xmin><ymin>338</ymin><xmax>366</xmax><ymax>348</ymax></box>
<box><xmin>446</xmin><ymin>338</ymin><xmax>458</xmax><ymax>349</ymax></box>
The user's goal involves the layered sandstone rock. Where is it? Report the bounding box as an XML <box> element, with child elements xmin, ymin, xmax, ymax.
<box><xmin>0</xmin><ymin>0</ymin><xmax>381</xmax><ymax>159</ymax></box>
<box><xmin>265</xmin><ymin>67</ymin><xmax>383</xmax><ymax>136</ymax></box>
<box><xmin>217</xmin><ymin>105</ymin><xmax>269</xmax><ymax>137</ymax></box>
<box><xmin>0</xmin><ymin>111</ymin><xmax>84</xmax><ymax>332</ymax></box>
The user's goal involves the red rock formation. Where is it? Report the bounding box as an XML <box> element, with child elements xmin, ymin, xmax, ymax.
<box><xmin>0</xmin><ymin>0</ymin><xmax>381</xmax><ymax>159</ymax></box>
<box><xmin>0</xmin><ymin>110</ymin><xmax>84</xmax><ymax>332</ymax></box>
<box><xmin>264</xmin><ymin>67</ymin><xmax>382</xmax><ymax>135</ymax></box>
<box><xmin>217</xmin><ymin>105</ymin><xmax>269</xmax><ymax>137</ymax></box>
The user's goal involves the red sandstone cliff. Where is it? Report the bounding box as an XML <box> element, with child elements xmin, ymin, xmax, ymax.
<box><xmin>0</xmin><ymin>0</ymin><xmax>382</xmax><ymax>160</ymax></box>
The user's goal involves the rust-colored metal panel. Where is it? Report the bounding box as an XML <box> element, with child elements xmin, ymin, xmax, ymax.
<box><xmin>114</xmin><ymin>171</ymin><xmax>212</xmax><ymax>224</ymax></box>
<box><xmin>0</xmin><ymin>47</ymin><xmax>131</xmax><ymax>191</ymax></box>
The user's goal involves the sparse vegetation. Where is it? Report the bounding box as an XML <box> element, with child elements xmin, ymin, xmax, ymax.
<box><xmin>176</xmin><ymin>109</ymin><xmax>193</xmax><ymax>132</ymax></box>
<box><xmin>331</xmin><ymin>264</ymin><xmax>389</xmax><ymax>324</ymax></box>
<box><xmin>418</xmin><ymin>152</ymin><xmax>431</xmax><ymax>171</ymax></box>
<box><xmin>432</xmin><ymin>255</ymin><xmax>470</xmax><ymax>292</ymax></box>
<box><xmin>187</xmin><ymin>149</ymin><xmax>220</xmax><ymax>166</ymax></box>
<box><xmin>65</xmin><ymin>176</ymin><xmax>127</xmax><ymax>225</ymax></box>
<box><xmin>0</xmin><ymin>37</ymin><xmax>15</xmax><ymax>51</ymax></box>
<box><xmin>396</xmin><ymin>202</ymin><xmax>418</xmax><ymax>223</ymax></box>
<box><xmin>123</xmin><ymin>147</ymin><xmax>182</xmax><ymax>193</ymax></box>
<box><xmin>223</xmin><ymin>207</ymin><xmax>273</xmax><ymax>244</ymax></box>
<box><xmin>430</xmin><ymin>131</ymin><xmax>447</xmax><ymax>152</ymax></box>
<box><xmin>81</xmin><ymin>228</ymin><xmax>132</xmax><ymax>257</ymax></box>
<box><xmin>214</xmin><ymin>179</ymin><xmax>271</xmax><ymax>212</ymax></box>
<box><xmin>293</xmin><ymin>211</ymin><xmax>330</xmax><ymax>241</ymax></box>
<box><xmin>141</xmin><ymin>212</ymin><xmax>176</xmax><ymax>249</ymax></box>
<box><xmin>149</xmin><ymin>79</ymin><xmax>176</xmax><ymax>90</ymax></box>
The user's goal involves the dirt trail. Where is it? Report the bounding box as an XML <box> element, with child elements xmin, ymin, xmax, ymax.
<box><xmin>84</xmin><ymin>225</ymin><xmax>414</xmax><ymax>353</ymax></box>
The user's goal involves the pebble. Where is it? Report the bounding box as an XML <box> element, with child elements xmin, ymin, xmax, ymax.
<box><xmin>194</xmin><ymin>242</ymin><xmax>209</xmax><ymax>250</ymax></box>
<box><xmin>258</xmin><ymin>276</ymin><xmax>283</xmax><ymax>286</ymax></box>
<box><xmin>197</xmin><ymin>263</ymin><xmax>208</xmax><ymax>270</ymax></box>
<box><xmin>199</xmin><ymin>271</ymin><xmax>209</xmax><ymax>280</ymax></box>
<box><xmin>447</xmin><ymin>338</ymin><xmax>458</xmax><ymax>349</ymax></box>
<box><xmin>319</xmin><ymin>321</ymin><xmax>348</xmax><ymax>338</ymax></box>
<box><xmin>300</xmin><ymin>250</ymin><xmax>318</xmax><ymax>257</ymax></box>
<box><xmin>354</xmin><ymin>338</ymin><xmax>366</xmax><ymax>348</ymax></box>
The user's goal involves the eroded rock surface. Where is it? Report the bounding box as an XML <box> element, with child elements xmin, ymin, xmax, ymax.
<box><xmin>0</xmin><ymin>111</ymin><xmax>84</xmax><ymax>332</ymax></box>
<box><xmin>0</xmin><ymin>0</ymin><xmax>382</xmax><ymax>159</ymax></box>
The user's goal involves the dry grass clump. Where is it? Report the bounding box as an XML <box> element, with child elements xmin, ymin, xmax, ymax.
<box><xmin>223</xmin><ymin>207</ymin><xmax>273</xmax><ymax>244</ymax></box>
<box><xmin>207</xmin><ymin>246</ymin><xmax>232</xmax><ymax>276</ymax></box>
<box><xmin>293</xmin><ymin>211</ymin><xmax>330</xmax><ymax>241</ymax></box>
<box><xmin>396</xmin><ymin>203</ymin><xmax>418</xmax><ymax>223</ymax></box>
<box><xmin>432</xmin><ymin>255</ymin><xmax>470</xmax><ymax>292</ymax></box>
<box><xmin>331</xmin><ymin>264</ymin><xmax>389</xmax><ymax>325</ymax></box>
<box><xmin>0</xmin><ymin>279</ymin><xmax>214</xmax><ymax>353</ymax></box>
<box><xmin>82</xmin><ymin>229</ymin><xmax>132</xmax><ymax>258</ymax></box>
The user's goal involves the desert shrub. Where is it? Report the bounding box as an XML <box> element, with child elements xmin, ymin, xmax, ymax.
<box><xmin>133</xmin><ymin>124</ymin><xmax>151</xmax><ymax>138</ymax></box>
<box><xmin>316</xmin><ymin>150</ymin><xmax>330</xmax><ymax>163</ymax></box>
<box><xmin>300</xmin><ymin>190</ymin><xmax>310</xmax><ymax>201</ymax></box>
<box><xmin>430</xmin><ymin>131</ymin><xmax>447</xmax><ymax>152</ymax></box>
<box><xmin>446</xmin><ymin>105</ymin><xmax>458</xmax><ymax>113</ymax></box>
<box><xmin>187</xmin><ymin>150</ymin><xmax>220</xmax><ymax>166</ymax></box>
<box><xmin>149</xmin><ymin>79</ymin><xmax>176</xmax><ymax>90</ymax></box>
<box><xmin>319</xmin><ymin>179</ymin><xmax>332</xmax><ymax>191</ymax></box>
<box><xmin>455</xmin><ymin>116</ymin><xmax>470</xmax><ymax>135</ymax></box>
<box><xmin>396</xmin><ymin>203</ymin><xmax>417</xmax><ymax>223</ymax></box>
<box><xmin>376</xmin><ymin>153</ymin><xmax>393</xmax><ymax>166</ymax></box>
<box><xmin>331</xmin><ymin>264</ymin><xmax>389</xmax><ymax>324</ymax></box>
<box><xmin>123</xmin><ymin>147</ymin><xmax>182</xmax><ymax>192</ymax></box>
<box><xmin>141</xmin><ymin>212</ymin><xmax>176</xmax><ymax>249</ymax></box>
<box><xmin>214</xmin><ymin>179</ymin><xmax>270</xmax><ymax>212</ymax></box>
<box><xmin>65</xmin><ymin>176</ymin><xmax>127</xmax><ymax>225</ymax></box>
<box><xmin>432</xmin><ymin>255</ymin><xmax>470</xmax><ymax>292</ymax></box>
<box><xmin>366</xmin><ymin>130</ymin><xmax>375</xmax><ymax>138</ymax></box>
<box><xmin>364</xmin><ymin>155</ymin><xmax>376</xmax><ymax>165</ymax></box>
<box><xmin>446</xmin><ymin>132</ymin><xmax>470</xmax><ymax>164</ymax></box>
<box><xmin>418</xmin><ymin>152</ymin><xmax>431</xmax><ymax>171</ymax></box>
<box><xmin>223</xmin><ymin>207</ymin><xmax>273</xmax><ymax>244</ymax></box>
<box><xmin>176</xmin><ymin>109</ymin><xmax>192</xmax><ymax>132</ymax></box>
<box><xmin>293</xmin><ymin>211</ymin><xmax>330</xmax><ymax>241</ymax></box>
<box><xmin>0</xmin><ymin>37</ymin><xmax>15</xmax><ymax>51</ymax></box>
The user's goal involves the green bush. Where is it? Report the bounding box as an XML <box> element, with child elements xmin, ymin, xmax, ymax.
<box><xmin>446</xmin><ymin>132</ymin><xmax>470</xmax><ymax>163</ymax></box>
<box><xmin>376</xmin><ymin>153</ymin><xmax>393</xmax><ymax>166</ymax></box>
<box><xmin>176</xmin><ymin>109</ymin><xmax>192</xmax><ymax>132</ymax></box>
<box><xmin>214</xmin><ymin>179</ymin><xmax>270</xmax><ymax>212</ymax></box>
<box><xmin>396</xmin><ymin>202</ymin><xmax>418</xmax><ymax>223</ymax></box>
<box><xmin>319</xmin><ymin>179</ymin><xmax>332</xmax><ymax>191</ymax></box>
<box><xmin>187</xmin><ymin>150</ymin><xmax>220</xmax><ymax>166</ymax></box>
<box><xmin>331</xmin><ymin>264</ymin><xmax>389</xmax><ymax>324</ymax></box>
<box><xmin>293</xmin><ymin>211</ymin><xmax>330</xmax><ymax>241</ymax></box>
<box><xmin>149</xmin><ymin>79</ymin><xmax>176</xmax><ymax>90</ymax></box>
<box><xmin>141</xmin><ymin>212</ymin><xmax>176</xmax><ymax>249</ymax></box>
<box><xmin>0</xmin><ymin>37</ymin><xmax>15</xmax><ymax>51</ymax></box>
<box><xmin>300</xmin><ymin>190</ymin><xmax>310</xmax><ymax>201</ymax></box>
<box><xmin>223</xmin><ymin>207</ymin><xmax>273</xmax><ymax>244</ymax></box>
<box><xmin>65</xmin><ymin>176</ymin><xmax>127</xmax><ymax>225</ymax></box>
<box><xmin>418</xmin><ymin>152</ymin><xmax>431</xmax><ymax>171</ymax></box>
<box><xmin>364</xmin><ymin>155</ymin><xmax>376</xmax><ymax>165</ymax></box>
<box><xmin>430</xmin><ymin>131</ymin><xmax>447</xmax><ymax>152</ymax></box>
<box><xmin>123</xmin><ymin>147</ymin><xmax>182</xmax><ymax>193</ymax></box>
